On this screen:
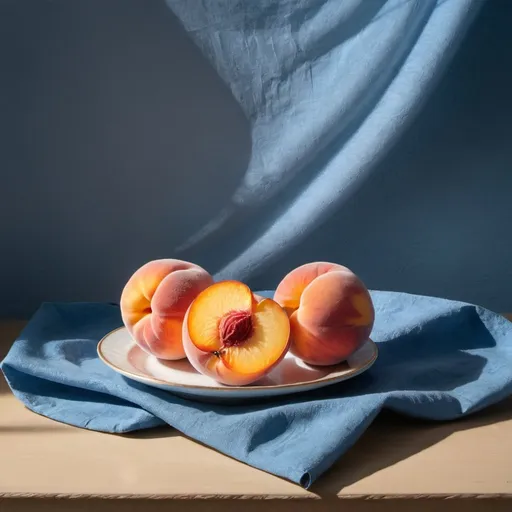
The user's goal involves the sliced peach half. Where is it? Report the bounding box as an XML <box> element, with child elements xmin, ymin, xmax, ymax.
<box><xmin>182</xmin><ymin>281</ymin><xmax>290</xmax><ymax>386</ymax></box>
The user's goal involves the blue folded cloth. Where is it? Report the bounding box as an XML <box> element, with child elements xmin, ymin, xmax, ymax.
<box><xmin>2</xmin><ymin>291</ymin><xmax>512</xmax><ymax>487</ymax></box>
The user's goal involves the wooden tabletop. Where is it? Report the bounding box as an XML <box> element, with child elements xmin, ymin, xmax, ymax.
<box><xmin>1</xmin><ymin>318</ymin><xmax>512</xmax><ymax>511</ymax></box>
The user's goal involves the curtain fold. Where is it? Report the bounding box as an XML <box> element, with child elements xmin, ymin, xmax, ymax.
<box><xmin>166</xmin><ymin>0</ymin><xmax>483</xmax><ymax>280</ymax></box>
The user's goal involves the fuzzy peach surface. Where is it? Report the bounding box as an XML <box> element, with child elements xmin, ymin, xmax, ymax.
<box><xmin>120</xmin><ymin>259</ymin><xmax>214</xmax><ymax>360</ymax></box>
<box><xmin>274</xmin><ymin>262</ymin><xmax>374</xmax><ymax>366</ymax></box>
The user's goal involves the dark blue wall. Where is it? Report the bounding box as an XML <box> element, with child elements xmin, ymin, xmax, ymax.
<box><xmin>1</xmin><ymin>0</ymin><xmax>511</xmax><ymax>318</ymax></box>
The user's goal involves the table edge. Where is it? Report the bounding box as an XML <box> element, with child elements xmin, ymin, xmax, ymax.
<box><xmin>2</xmin><ymin>492</ymin><xmax>512</xmax><ymax>500</ymax></box>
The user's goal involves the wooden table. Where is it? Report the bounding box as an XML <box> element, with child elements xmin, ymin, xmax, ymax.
<box><xmin>1</xmin><ymin>319</ymin><xmax>512</xmax><ymax>511</ymax></box>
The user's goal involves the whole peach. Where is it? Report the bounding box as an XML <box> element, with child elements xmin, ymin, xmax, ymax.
<box><xmin>120</xmin><ymin>259</ymin><xmax>214</xmax><ymax>360</ymax></box>
<box><xmin>274</xmin><ymin>262</ymin><xmax>374</xmax><ymax>366</ymax></box>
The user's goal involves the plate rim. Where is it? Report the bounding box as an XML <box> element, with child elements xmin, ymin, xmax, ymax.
<box><xmin>97</xmin><ymin>326</ymin><xmax>379</xmax><ymax>392</ymax></box>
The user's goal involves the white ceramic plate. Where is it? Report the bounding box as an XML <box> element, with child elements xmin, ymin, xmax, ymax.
<box><xmin>97</xmin><ymin>327</ymin><xmax>378</xmax><ymax>403</ymax></box>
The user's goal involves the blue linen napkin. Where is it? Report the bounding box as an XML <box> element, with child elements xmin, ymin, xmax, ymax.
<box><xmin>2</xmin><ymin>290</ymin><xmax>512</xmax><ymax>487</ymax></box>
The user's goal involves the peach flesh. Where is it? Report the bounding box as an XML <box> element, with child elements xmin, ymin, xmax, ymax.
<box><xmin>183</xmin><ymin>281</ymin><xmax>291</xmax><ymax>386</ymax></box>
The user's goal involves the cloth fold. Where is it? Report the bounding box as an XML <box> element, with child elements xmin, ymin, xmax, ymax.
<box><xmin>163</xmin><ymin>0</ymin><xmax>483</xmax><ymax>281</ymax></box>
<box><xmin>2</xmin><ymin>291</ymin><xmax>512</xmax><ymax>487</ymax></box>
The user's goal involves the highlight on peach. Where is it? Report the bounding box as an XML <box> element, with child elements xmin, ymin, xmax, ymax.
<box><xmin>120</xmin><ymin>259</ymin><xmax>375</xmax><ymax>385</ymax></box>
<box><xmin>274</xmin><ymin>262</ymin><xmax>375</xmax><ymax>366</ymax></box>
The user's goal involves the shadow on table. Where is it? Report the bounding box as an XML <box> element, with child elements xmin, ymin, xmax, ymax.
<box><xmin>0</xmin><ymin>374</ymin><xmax>11</xmax><ymax>395</ymax></box>
<box><xmin>311</xmin><ymin>397</ymin><xmax>512</xmax><ymax>495</ymax></box>
<box><xmin>121</xmin><ymin>425</ymin><xmax>180</xmax><ymax>440</ymax></box>
<box><xmin>0</xmin><ymin>424</ymin><xmax>73</xmax><ymax>434</ymax></box>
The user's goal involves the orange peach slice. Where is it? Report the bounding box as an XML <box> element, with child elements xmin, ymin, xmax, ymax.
<box><xmin>182</xmin><ymin>281</ymin><xmax>290</xmax><ymax>386</ymax></box>
<box><xmin>274</xmin><ymin>262</ymin><xmax>374</xmax><ymax>366</ymax></box>
<box><xmin>120</xmin><ymin>259</ymin><xmax>214</xmax><ymax>360</ymax></box>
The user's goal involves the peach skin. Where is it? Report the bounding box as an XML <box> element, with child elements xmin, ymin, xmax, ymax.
<box><xmin>182</xmin><ymin>280</ymin><xmax>290</xmax><ymax>386</ymax></box>
<box><xmin>120</xmin><ymin>259</ymin><xmax>214</xmax><ymax>360</ymax></box>
<box><xmin>274</xmin><ymin>262</ymin><xmax>374</xmax><ymax>366</ymax></box>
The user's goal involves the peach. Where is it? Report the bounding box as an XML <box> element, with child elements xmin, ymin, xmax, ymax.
<box><xmin>274</xmin><ymin>262</ymin><xmax>374</xmax><ymax>366</ymax></box>
<box><xmin>182</xmin><ymin>280</ymin><xmax>290</xmax><ymax>386</ymax></box>
<box><xmin>120</xmin><ymin>259</ymin><xmax>214</xmax><ymax>360</ymax></box>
